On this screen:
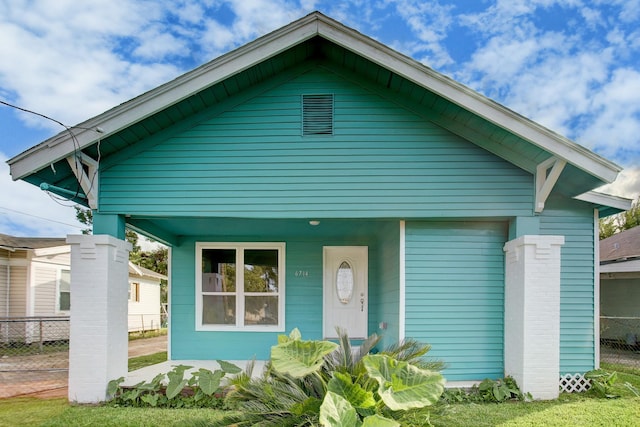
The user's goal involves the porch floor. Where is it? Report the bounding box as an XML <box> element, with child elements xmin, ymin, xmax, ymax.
<box><xmin>124</xmin><ymin>360</ymin><xmax>476</xmax><ymax>389</ymax></box>
<box><xmin>123</xmin><ymin>360</ymin><xmax>268</xmax><ymax>386</ymax></box>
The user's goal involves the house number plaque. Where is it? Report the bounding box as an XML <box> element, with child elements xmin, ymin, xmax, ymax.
<box><xmin>295</xmin><ymin>270</ymin><xmax>309</xmax><ymax>277</ymax></box>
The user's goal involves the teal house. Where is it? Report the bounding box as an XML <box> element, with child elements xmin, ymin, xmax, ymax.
<box><xmin>8</xmin><ymin>13</ymin><xmax>630</xmax><ymax>402</ymax></box>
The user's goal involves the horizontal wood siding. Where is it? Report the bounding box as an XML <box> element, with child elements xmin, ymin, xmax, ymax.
<box><xmin>405</xmin><ymin>221</ymin><xmax>507</xmax><ymax>381</ymax></box>
<box><xmin>100</xmin><ymin>64</ymin><xmax>533</xmax><ymax>219</ymax></box>
<box><xmin>9</xmin><ymin>266</ymin><xmax>27</xmax><ymax>317</ymax></box>
<box><xmin>128</xmin><ymin>278</ymin><xmax>161</xmax><ymax>332</ymax></box>
<box><xmin>375</xmin><ymin>222</ymin><xmax>400</xmax><ymax>350</ymax></box>
<box><xmin>540</xmin><ymin>195</ymin><xmax>597</xmax><ymax>374</ymax></box>
<box><xmin>169</xmin><ymin>223</ymin><xmax>385</xmax><ymax>360</ymax></box>
<box><xmin>0</xmin><ymin>264</ymin><xmax>7</xmax><ymax>317</ymax></box>
<box><xmin>33</xmin><ymin>266</ymin><xmax>57</xmax><ymax>316</ymax></box>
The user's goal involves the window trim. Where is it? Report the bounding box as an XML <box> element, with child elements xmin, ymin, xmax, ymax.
<box><xmin>57</xmin><ymin>268</ymin><xmax>71</xmax><ymax>313</ymax></box>
<box><xmin>129</xmin><ymin>282</ymin><xmax>141</xmax><ymax>302</ymax></box>
<box><xmin>195</xmin><ymin>242</ymin><xmax>286</xmax><ymax>332</ymax></box>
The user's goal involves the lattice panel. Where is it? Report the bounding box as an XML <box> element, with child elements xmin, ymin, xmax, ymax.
<box><xmin>559</xmin><ymin>373</ymin><xmax>591</xmax><ymax>393</ymax></box>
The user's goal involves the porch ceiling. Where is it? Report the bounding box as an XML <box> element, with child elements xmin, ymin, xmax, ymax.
<box><xmin>126</xmin><ymin>216</ymin><xmax>396</xmax><ymax>246</ymax></box>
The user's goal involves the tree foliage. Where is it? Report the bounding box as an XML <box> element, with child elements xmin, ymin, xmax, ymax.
<box><xmin>74</xmin><ymin>205</ymin><xmax>168</xmax><ymax>300</ymax></box>
<box><xmin>599</xmin><ymin>197</ymin><xmax>640</xmax><ymax>239</ymax></box>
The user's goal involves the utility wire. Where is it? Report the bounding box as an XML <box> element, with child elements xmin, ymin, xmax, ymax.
<box><xmin>0</xmin><ymin>205</ymin><xmax>84</xmax><ymax>230</ymax></box>
<box><xmin>0</xmin><ymin>98</ymin><xmax>102</xmax><ymax>202</ymax></box>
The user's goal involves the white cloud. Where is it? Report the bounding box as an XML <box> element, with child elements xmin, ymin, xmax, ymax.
<box><xmin>597</xmin><ymin>167</ymin><xmax>640</xmax><ymax>201</ymax></box>
<box><xmin>0</xmin><ymin>152</ymin><xmax>83</xmax><ymax>237</ymax></box>
<box><xmin>0</xmin><ymin>0</ymin><xmax>182</xmax><ymax>132</ymax></box>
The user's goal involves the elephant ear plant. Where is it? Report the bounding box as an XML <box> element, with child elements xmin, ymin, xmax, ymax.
<box><xmin>219</xmin><ymin>328</ymin><xmax>445</xmax><ymax>427</ymax></box>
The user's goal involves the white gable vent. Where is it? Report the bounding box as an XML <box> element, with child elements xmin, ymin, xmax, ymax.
<box><xmin>302</xmin><ymin>94</ymin><xmax>334</xmax><ymax>136</ymax></box>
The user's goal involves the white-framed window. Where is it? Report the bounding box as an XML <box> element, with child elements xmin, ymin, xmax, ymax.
<box><xmin>129</xmin><ymin>282</ymin><xmax>140</xmax><ymax>302</ymax></box>
<box><xmin>196</xmin><ymin>242</ymin><xmax>285</xmax><ymax>331</ymax></box>
<box><xmin>58</xmin><ymin>269</ymin><xmax>71</xmax><ymax>312</ymax></box>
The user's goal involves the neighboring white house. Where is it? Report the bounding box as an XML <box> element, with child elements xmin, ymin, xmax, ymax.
<box><xmin>127</xmin><ymin>262</ymin><xmax>165</xmax><ymax>332</ymax></box>
<box><xmin>0</xmin><ymin>233</ymin><xmax>165</xmax><ymax>339</ymax></box>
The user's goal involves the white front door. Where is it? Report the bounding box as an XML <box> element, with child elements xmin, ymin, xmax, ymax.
<box><xmin>323</xmin><ymin>246</ymin><xmax>368</xmax><ymax>339</ymax></box>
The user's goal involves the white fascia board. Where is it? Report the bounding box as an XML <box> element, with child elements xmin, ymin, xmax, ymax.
<box><xmin>574</xmin><ymin>191</ymin><xmax>633</xmax><ymax>211</ymax></box>
<box><xmin>600</xmin><ymin>259</ymin><xmax>640</xmax><ymax>274</ymax></box>
<box><xmin>8</xmin><ymin>16</ymin><xmax>321</xmax><ymax>181</ymax></box>
<box><xmin>9</xmin><ymin>12</ymin><xmax>622</xmax><ymax>184</ymax></box>
<box><xmin>33</xmin><ymin>245</ymin><xmax>71</xmax><ymax>257</ymax></box>
<box><xmin>316</xmin><ymin>18</ymin><xmax>621</xmax><ymax>183</ymax></box>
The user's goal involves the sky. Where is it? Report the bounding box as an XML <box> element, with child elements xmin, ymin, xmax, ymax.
<box><xmin>1</xmin><ymin>0</ymin><xmax>639</xmax><ymax>238</ymax></box>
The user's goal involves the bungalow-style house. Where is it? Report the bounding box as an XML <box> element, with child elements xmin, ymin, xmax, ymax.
<box><xmin>6</xmin><ymin>13</ymin><xmax>631</xmax><ymax>402</ymax></box>
<box><xmin>599</xmin><ymin>226</ymin><xmax>640</xmax><ymax>345</ymax></box>
<box><xmin>0</xmin><ymin>233</ymin><xmax>164</xmax><ymax>339</ymax></box>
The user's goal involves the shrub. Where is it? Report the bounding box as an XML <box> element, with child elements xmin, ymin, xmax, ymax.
<box><xmin>217</xmin><ymin>327</ymin><xmax>445</xmax><ymax>427</ymax></box>
<box><xmin>107</xmin><ymin>361</ymin><xmax>241</xmax><ymax>409</ymax></box>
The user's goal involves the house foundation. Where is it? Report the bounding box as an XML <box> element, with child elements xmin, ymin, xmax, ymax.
<box><xmin>504</xmin><ymin>235</ymin><xmax>564</xmax><ymax>400</ymax></box>
<box><xmin>66</xmin><ymin>234</ymin><xmax>131</xmax><ymax>403</ymax></box>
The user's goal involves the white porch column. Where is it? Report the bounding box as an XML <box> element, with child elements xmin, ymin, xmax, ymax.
<box><xmin>66</xmin><ymin>234</ymin><xmax>132</xmax><ymax>403</ymax></box>
<box><xmin>503</xmin><ymin>235</ymin><xmax>564</xmax><ymax>400</ymax></box>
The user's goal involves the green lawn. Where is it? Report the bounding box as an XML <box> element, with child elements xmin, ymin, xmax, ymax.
<box><xmin>128</xmin><ymin>351</ymin><xmax>168</xmax><ymax>371</ymax></box>
<box><xmin>1</xmin><ymin>364</ymin><xmax>638</xmax><ymax>427</ymax></box>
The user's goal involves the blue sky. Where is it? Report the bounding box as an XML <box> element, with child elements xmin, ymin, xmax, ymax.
<box><xmin>1</xmin><ymin>0</ymin><xmax>639</xmax><ymax>237</ymax></box>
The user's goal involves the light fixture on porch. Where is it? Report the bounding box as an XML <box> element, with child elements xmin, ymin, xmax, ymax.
<box><xmin>309</xmin><ymin>220</ymin><xmax>320</xmax><ymax>226</ymax></box>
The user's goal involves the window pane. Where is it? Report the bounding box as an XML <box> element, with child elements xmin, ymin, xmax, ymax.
<box><xmin>202</xmin><ymin>249</ymin><xmax>236</xmax><ymax>292</ymax></box>
<box><xmin>244</xmin><ymin>249</ymin><xmax>278</xmax><ymax>293</ymax></box>
<box><xmin>202</xmin><ymin>295</ymin><xmax>236</xmax><ymax>324</ymax></box>
<box><xmin>60</xmin><ymin>292</ymin><xmax>70</xmax><ymax>311</ymax></box>
<box><xmin>245</xmin><ymin>296</ymin><xmax>278</xmax><ymax>325</ymax></box>
<box><xmin>60</xmin><ymin>270</ymin><xmax>71</xmax><ymax>292</ymax></box>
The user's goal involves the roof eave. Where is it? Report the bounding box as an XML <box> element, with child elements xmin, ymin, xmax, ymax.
<box><xmin>574</xmin><ymin>191</ymin><xmax>633</xmax><ymax>217</ymax></box>
<box><xmin>8</xmin><ymin>11</ymin><xmax>622</xmax><ymax>186</ymax></box>
<box><xmin>7</xmin><ymin>12</ymin><xmax>323</xmax><ymax>180</ymax></box>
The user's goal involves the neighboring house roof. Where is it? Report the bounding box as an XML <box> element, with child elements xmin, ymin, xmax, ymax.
<box><xmin>0</xmin><ymin>233</ymin><xmax>67</xmax><ymax>251</ymax></box>
<box><xmin>600</xmin><ymin>226</ymin><xmax>640</xmax><ymax>263</ymax></box>
<box><xmin>6</xmin><ymin>12</ymin><xmax>626</xmax><ymax>213</ymax></box>
<box><xmin>128</xmin><ymin>261</ymin><xmax>167</xmax><ymax>281</ymax></box>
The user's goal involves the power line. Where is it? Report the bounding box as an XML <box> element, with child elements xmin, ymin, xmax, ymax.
<box><xmin>0</xmin><ymin>205</ymin><xmax>84</xmax><ymax>230</ymax></box>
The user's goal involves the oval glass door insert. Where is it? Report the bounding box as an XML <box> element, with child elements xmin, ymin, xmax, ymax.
<box><xmin>336</xmin><ymin>261</ymin><xmax>354</xmax><ymax>304</ymax></box>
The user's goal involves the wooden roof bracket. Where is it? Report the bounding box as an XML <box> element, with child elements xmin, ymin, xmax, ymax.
<box><xmin>535</xmin><ymin>157</ymin><xmax>566</xmax><ymax>213</ymax></box>
<box><xmin>66</xmin><ymin>152</ymin><xmax>99</xmax><ymax>209</ymax></box>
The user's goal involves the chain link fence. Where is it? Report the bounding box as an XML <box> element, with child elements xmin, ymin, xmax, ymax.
<box><xmin>0</xmin><ymin>317</ymin><xmax>70</xmax><ymax>398</ymax></box>
<box><xmin>600</xmin><ymin>316</ymin><xmax>640</xmax><ymax>370</ymax></box>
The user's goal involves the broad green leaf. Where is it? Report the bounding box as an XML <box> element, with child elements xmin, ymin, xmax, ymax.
<box><xmin>363</xmin><ymin>354</ymin><xmax>445</xmax><ymax>411</ymax></box>
<box><xmin>107</xmin><ymin>377</ymin><xmax>124</xmax><ymax>397</ymax></box>
<box><xmin>289</xmin><ymin>327</ymin><xmax>302</xmax><ymax>341</ymax></box>
<box><xmin>277</xmin><ymin>327</ymin><xmax>303</xmax><ymax>344</ymax></box>
<box><xmin>362</xmin><ymin>415</ymin><xmax>400</xmax><ymax>427</ymax></box>
<box><xmin>166</xmin><ymin>366</ymin><xmax>189</xmax><ymax>400</ymax></box>
<box><xmin>271</xmin><ymin>339</ymin><xmax>338</xmax><ymax>378</ymax></box>
<box><xmin>291</xmin><ymin>396</ymin><xmax>322</xmax><ymax>416</ymax></box>
<box><xmin>217</xmin><ymin>359</ymin><xmax>242</xmax><ymax>374</ymax></box>
<box><xmin>140</xmin><ymin>393</ymin><xmax>159</xmax><ymax>407</ymax></box>
<box><xmin>198</xmin><ymin>368</ymin><xmax>224</xmax><ymax>395</ymax></box>
<box><xmin>319</xmin><ymin>391</ymin><xmax>361</xmax><ymax>427</ymax></box>
<box><xmin>327</xmin><ymin>371</ymin><xmax>376</xmax><ymax>410</ymax></box>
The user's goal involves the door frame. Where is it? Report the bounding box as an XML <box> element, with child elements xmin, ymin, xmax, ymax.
<box><xmin>322</xmin><ymin>246</ymin><xmax>368</xmax><ymax>339</ymax></box>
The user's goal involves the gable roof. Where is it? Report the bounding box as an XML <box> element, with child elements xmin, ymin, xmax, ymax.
<box><xmin>0</xmin><ymin>233</ymin><xmax>67</xmax><ymax>251</ymax></box>
<box><xmin>600</xmin><ymin>226</ymin><xmax>640</xmax><ymax>263</ymax></box>
<box><xmin>7</xmin><ymin>12</ymin><xmax>623</xmax><ymax>207</ymax></box>
<box><xmin>129</xmin><ymin>261</ymin><xmax>167</xmax><ymax>281</ymax></box>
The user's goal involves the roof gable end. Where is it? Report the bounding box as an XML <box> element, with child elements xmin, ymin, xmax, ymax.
<box><xmin>8</xmin><ymin>12</ymin><xmax>621</xmax><ymax>194</ymax></box>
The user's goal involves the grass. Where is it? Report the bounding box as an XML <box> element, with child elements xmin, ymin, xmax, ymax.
<box><xmin>128</xmin><ymin>328</ymin><xmax>168</xmax><ymax>341</ymax></box>
<box><xmin>0</xmin><ymin>398</ymin><xmax>224</xmax><ymax>427</ymax></box>
<box><xmin>1</xmin><ymin>363</ymin><xmax>638</xmax><ymax>426</ymax></box>
<box><xmin>128</xmin><ymin>351</ymin><xmax>168</xmax><ymax>371</ymax></box>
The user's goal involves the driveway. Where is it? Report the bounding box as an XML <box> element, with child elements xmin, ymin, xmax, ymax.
<box><xmin>0</xmin><ymin>334</ymin><xmax>167</xmax><ymax>399</ymax></box>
